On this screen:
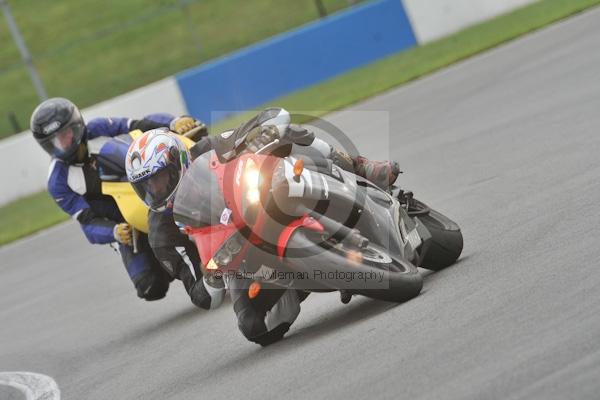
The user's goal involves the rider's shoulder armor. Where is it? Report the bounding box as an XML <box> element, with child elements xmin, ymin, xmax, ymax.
<box><xmin>86</xmin><ymin>117</ymin><xmax>130</xmax><ymax>140</ymax></box>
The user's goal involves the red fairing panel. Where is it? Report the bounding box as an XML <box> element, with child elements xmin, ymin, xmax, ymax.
<box><xmin>188</xmin><ymin>224</ymin><xmax>237</xmax><ymax>265</ymax></box>
<box><xmin>277</xmin><ymin>215</ymin><xmax>325</xmax><ymax>259</ymax></box>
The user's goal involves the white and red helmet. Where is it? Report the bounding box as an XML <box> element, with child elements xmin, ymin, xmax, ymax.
<box><xmin>126</xmin><ymin>128</ymin><xmax>191</xmax><ymax>211</ymax></box>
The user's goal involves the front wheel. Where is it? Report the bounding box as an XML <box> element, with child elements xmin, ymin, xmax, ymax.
<box><xmin>412</xmin><ymin>201</ymin><xmax>463</xmax><ymax>271</ymax></box>
<box><xmin>284</xmin><ymin>230</ymin><xmax>423</xmax><ymax>303</ymax></box>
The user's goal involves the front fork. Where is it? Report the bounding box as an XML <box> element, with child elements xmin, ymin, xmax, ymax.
<box><xmin>392</xmin><ymin>186</ymin><xmax>433</xmax><ymax>267</ymax></box>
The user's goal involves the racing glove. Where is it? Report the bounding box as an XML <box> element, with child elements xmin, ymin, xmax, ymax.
<box><xmin>113</xmin><ymin>223</ymin><xmax>133</xmax><ymax>246</ymax></box>
<box><xmin>245</xmin><ymin>125</ymin><xmax>280</xmax><ymax>153</ymax></box>
<box><xmin>170</xmin><ymin>116</ymin><xmax>208</xmax><ymax>138</ymax></box>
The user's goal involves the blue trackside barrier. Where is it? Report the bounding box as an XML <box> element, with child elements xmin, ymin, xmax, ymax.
<box><xmin>176</xmin><ymin>0</ymin><xmax>416</xmax><ymax>124</ymax></box>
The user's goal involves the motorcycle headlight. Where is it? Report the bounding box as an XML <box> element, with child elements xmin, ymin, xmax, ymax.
<box><xmin>225</xmin><ymin>235</ymin><xmax>243</xmax><ymax>253</ymax></box>
<box><xmin>214</xmin><ymin>249</ymin><xmax>233</xmax><ymax>266</ymax></box>
<box><xmin>208</xmin><ymin>233</ymin><xmax>244</xmax><ymax>269</ymax></box>
<box><xmin>244</xmin><ymin>159</ymin><xmax>261</xmax><ymax>204</ymax></box>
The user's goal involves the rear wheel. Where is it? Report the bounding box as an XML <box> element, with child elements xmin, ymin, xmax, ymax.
<box><xmin>285</xmin><ymin>230</ymin><xmax>423</xmax><ymax>303</ymax></box>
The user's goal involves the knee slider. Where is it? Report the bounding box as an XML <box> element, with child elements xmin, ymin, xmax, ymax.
<box><xmin>237</xmin><ymin>308</ymin><xmax>269</xmax><ymax>341</ymax></box>
<box><xmin>134</xmin><ymin>271</ymin><xmax>169</xmax><ymax>301</ymax></box>
<box><xmin>253</xmin><ymin>323</ymin><xmax>292</xmax><ymax>347</ymax></box>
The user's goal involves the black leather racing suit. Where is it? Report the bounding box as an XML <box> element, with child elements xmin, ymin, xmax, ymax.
<box><xmin>179</xmin><ymin>108</ymin><xmax>333</xmax><ymax>345</ymax></box>
<box><xmin>148</xmin><ymin>210</ymin><xmax>225</xmax><ymax>310</ymax></box>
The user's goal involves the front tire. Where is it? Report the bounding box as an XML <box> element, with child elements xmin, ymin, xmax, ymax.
<box><xmin>413</xmin><ymin>202</ymin><xmax>463</xmax><ymax>271</ymax></box>
<box><xmin>285</xmin><ymin>230</ymin><xmax>423</xmax><ymax>303</ymax></box>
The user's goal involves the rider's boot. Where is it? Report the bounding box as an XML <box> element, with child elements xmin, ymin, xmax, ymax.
<box><xmin>353</xmin><ymin>156</ymin><xmax>401</xmax><ymax>189</ymax></box>
<box><xmin>330</xmin><ymin>149</ymin><xmax>401</xmax><ymax>189</ymax></box>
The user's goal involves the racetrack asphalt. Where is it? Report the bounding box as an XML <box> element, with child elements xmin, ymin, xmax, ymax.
<box><xmin>2</xmin><ymin>7</ymin><xmax>600</xmax><ymax>399</ymax></box>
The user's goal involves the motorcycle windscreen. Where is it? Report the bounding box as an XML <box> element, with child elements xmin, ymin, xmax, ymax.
<box><xmin>173</xmin><ymin>151</ymin><xmax>227</xmax><ymax>228</ymax></box>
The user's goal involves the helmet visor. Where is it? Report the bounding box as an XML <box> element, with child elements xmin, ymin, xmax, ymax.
<box><xmin>39</xmin><ymin>122</ymin><xmax>85</xmax><ymax>159</ymax></box>
<box><xmin>131</xmin><ymin>162</ymin><xmax>181</xmax><ymax>210</ymax></box>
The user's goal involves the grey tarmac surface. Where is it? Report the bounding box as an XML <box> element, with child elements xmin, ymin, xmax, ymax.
<box><xmin>2</xmin><ymin>7</ymin><xmax>600</xmax><ymax>399</ymax></box>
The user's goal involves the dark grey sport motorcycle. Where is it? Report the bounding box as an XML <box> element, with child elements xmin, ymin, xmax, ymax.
<box><xmin>174</xmin><ymin>117</ymin><xmax>463</xmax><ymax>304</ymax></box>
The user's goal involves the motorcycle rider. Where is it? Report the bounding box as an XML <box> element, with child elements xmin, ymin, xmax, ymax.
<box><xmin>126</xmin><ymin>108</ymin><xmax>401</xmax><ymax>345</ymax></box>
<box><xmin>125</xmin><ymin>129</ymin><xmax>225</xmax><ymax>310</ymax></box>
<box><xmin>30</xmin><ymin>97</ymin><xmax>203</xmax><ymax>301</ymax></box>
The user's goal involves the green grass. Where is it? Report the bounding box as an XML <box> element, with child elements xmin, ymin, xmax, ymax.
<box><xmin>1</xmin><ymin>0</ymin><xmax>599</xmax><ymax>246</ymax></box>
<box><xmin>0</xmin><ymin>191</ymin><xmax>68</xmax><ymax>246</ymax></box>
<box><xmin>211</xmin><ymin>0</ymin><xmax>600</xmax><ymax>132</ymax></box>
<box><xmin>0</xmin><ymin>0</ymin><xmax>357</xmax><ymax>138</ymax></box>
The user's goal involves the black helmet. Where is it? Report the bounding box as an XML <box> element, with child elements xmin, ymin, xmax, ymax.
<box><xmin>30</xmin><ymin>97</ymin><xmax>86</xmax><ymax>161</ymax></box>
